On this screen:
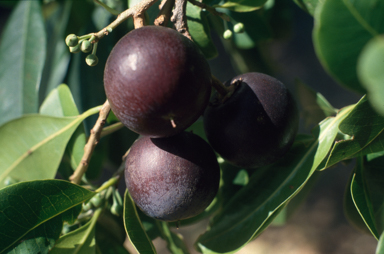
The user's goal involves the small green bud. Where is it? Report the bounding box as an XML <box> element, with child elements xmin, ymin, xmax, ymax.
<box><xmin>65</xmin><ymin>34</ymin><xmax>78</xmax><ymax>47</ymax></box>
<box><xmin>69</xmin><ymin>44</ymin><xmax>81</xmax><ymax>53</ymax></box>
<box><xmin>223</xmin><ymin>29</ymin><xmax>233</xmax><ymax>40</ymax></box>
<box><xmin>233</xmin><ymin>23</ymin><xmax>245</xmax><ymax>33</ymax></box>
<box><xmin>81</xmin><ymin>40</ymin><xmax>93</xmax><ymax>53</ymax></box>
<box><xmin>90</xmin><ymin>193</ymin><xmax>103</xmax><ymax>208</ymax></box>
<box><xmin>111</xmin><ymin>190</ymin><xmax>123</xmax><ymax>216</ymax></box>
<box><xmin>82</xmin><ymin>202</ymin><xmax>92</xmax><ymax>211</ymax></box>
<box><xmin>86</xmin><ymin>54</ymin><xmax>99</xmax><ymax>66</ymax></box>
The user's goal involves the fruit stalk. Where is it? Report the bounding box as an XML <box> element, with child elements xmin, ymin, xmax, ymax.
<box><xmin>92</xmin><ymin>0</ymin><xmax>159</xmax><ymax>42</ymax></box>
<box><xmin>70</xmin><ymin>100</ymin><xmax>111</xmax><ymax>184</ymax></box>
<box><xmin>171</xmin><ymin>0</ymin><xmax>192</xmax><ymax>40</ymax></box>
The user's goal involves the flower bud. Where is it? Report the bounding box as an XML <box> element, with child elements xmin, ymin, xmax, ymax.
<box><xmin>65</xmin><ymin>34</ymin><xmax>78</xmax><ymax>47</ymax></box>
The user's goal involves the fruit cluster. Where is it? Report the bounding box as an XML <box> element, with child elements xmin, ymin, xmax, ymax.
<box><xmin>103</xmin><ymin>26</ymin><xmax>299</xmax><ymax>222</ymax></box>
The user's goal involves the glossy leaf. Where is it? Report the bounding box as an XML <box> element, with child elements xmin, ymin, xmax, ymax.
<box><xmin>0</xmin><ymin>0</ymin><xmax>46</xmax><ymax>125</ymax></box>
<box><xmin>213</xmin><ymin>0</ymin><xmax>267</xmax><ymax>12</ymax></box>
<box><xmin>50</xmin><ymin>209</ymin><xmax>102</xmax><ymax>254</ymax></box>
<box><xmin>0</xmin><ymin>180</ymin><xmax>95</xmax><ymax>253</ymax></box>
<box><xmin>40</xmin><ymin>84</ymin><xmax>79</xmax><ymax>117</ymax></box>
<box><xmin>40</xmin><ymin>84</ymin><xmax>87</xmax><ymax>172</ymax></box>
<box><xmin>0</xmin><ymin>106</ymin><xmax>100</xmax><ymax>189</ymax></box>
<box><xmin>343</xmin><ymin>168</ymin><xmax>371</xmax><ymax>235</ymax></box>
<box><xmin>358</xmin><ymin>36</ymin><xmax>384</xmax><ymax>116</ymax></box>
<box><xmin>123</xmin><ymin>190</ymin><xmax>156</xmax><ymax>254</ymax></box>
<box><xmin>326</xmin><ymin>96</ymin><xmax>384</xmax><ymax>168</ymax></box>
<box><xmin>39</xmin><ymin>0</ymin><xmax>72</xmax><ymax>100</ymax></box>
<box><xmin>350</xmin><ymin>158</ymin><xmax>380</xmax><ymax>239</ymax></box>
<box><xmin>196</xmin><ymin>105</ymin><xmax>354</xmax><ymax>253</ymax></box>
<box><xmin>186</xmin><ymin>2</ymin><xmax>218</xmax><ymax>59</ymax></box>
<box><xmin>157</xmin><ymin>221</ymin><xmax>189</xmax><ymax>254</ymax></box>
<box><xmin>5</xmin><ymin>215</ymin><xmax>63</xmax><ymax>254</ymax></box>
<box><xmin>313</xmin><ymin>0</ymin><xmax>384</xmax><ymax>93</ymax></box>
<box><xmin>96</xmin><ymin>211</ymin><xmax>129</xmax><ymax>254</ymax></box>
<box><xmin>377</xmin><ymin>232</ymin><xmax>384</xmax><ymax>254</ymax></box>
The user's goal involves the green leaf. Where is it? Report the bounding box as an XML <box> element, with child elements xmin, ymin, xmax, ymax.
<box><xmin>40</xmin><ymin>84</ymin><xmax>79</xmax><ymax>117</ymax></box>
<box><xmin>377</xmin><ymin>232</ymin><xmax>384</xmax><ymax>254</ymax></box>
<box><xmin>313</xmin><ymin>0</ymin><xmax>384</xmax><ymax>94</ymax></box>
<box><xmin>293</xmin><ymin>0</ymin><xmax>319</xmax><ymax>15</ymax></box>
<box><xmin>123</xmin><ymin>189</ymin><xmax>156</xmax><ymax>254</ymax></box>
<box><xmin>343</xmin><ymin>169</ymin><xmax>371</xmax><ymax>235</ymax></box>
<box><xmin>0</xmin><ymin>0</ymin><xmax>46</xmax><ymax>125</ymax></box>
<box><xmin>325</xmin><ymin>96</ymin><xmax>384</xmax><ymax>168</ymax></box>
<box><xmin>39</xmin><ymin>0</ymin><xmax>72</xmax><ymax>100</ymax></box>
<box><xmin>50</xmin><ymin>209</ymin><xmax>102</xmax><ymax>254</ymax></box>
<box><xmin>186</xmin><ymin>2</ymin><xmax>218</xmax><ymax>59</ymax></box>
<box><xmin>96</xmin><ymin>211</ymin><xmax>129</xmax><ymax>254</ymax></box>
<box><xmin>196</xmin><ymin>105</ymin><xmax>354</xmax><ymax>254</ymax></box>
<box><xmin>214</xmin><ymin>0</ymin><xmax>267</xmax><ymax>12</ymax></box>
<box><xmin>0</xmin><ymin>106</ymin><xmax>100</xmax><ymax>189</ymax></box>
<box><xmin>0</xmin><ymin>180</ymin><xmax>95</xmax><ymax>253</ymax></box>
<box><xmin>40</xmin><ymin>84</ymin><xmax>87</xmax><ymax>172</ymax></box>
<box><xmin>226</xmin><ymin>10</ymin><xmax>272</xmax><ymax>49</ymax></box>
<box><xmin>358</xmin><ymin>36</ymin><xmax>384</xmax><ymax>116</ymax></box>
<box><xmin>157</xmin><ymin>221</ymin><xmax>189</xmax><ymax>254</ymax></box>
<box><xmin>350</xmin><ymin>158</ymin><xmax>380</xmax><ymax>239</ymax></box>
<box><xmin>5</xmin><ymin>215</ymin><xmax>63</xmax><ymax>254</ymax></box>
<box><xmin>295</xmin><ymin>79</ymin><xmax>337</xmax><ymax>128</ymax></box>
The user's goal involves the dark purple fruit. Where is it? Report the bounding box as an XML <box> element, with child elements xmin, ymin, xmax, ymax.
<box><xmin>203</xmin><ymin>72</ymin><xmax>299</xmax><ymax>168</ymax></box>
<box><xmin>125</xmin><ymin>132</ymin><xmax>220</xmax><ymax>221</ymax></box>
<box><xmin>104</xmin><ymin>26</ymin><xmax>212</xmax><ymax>137</ymax></box>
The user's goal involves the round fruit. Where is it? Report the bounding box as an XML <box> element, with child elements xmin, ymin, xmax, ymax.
<box><xmin>203</xmin><ymin>72</ymin><xmax>299</xmax><ymax>168</ymax></box>
<box><xmin>104</xmin><ymin>26</ymin><xmax>212</xmax><ymax>138</ymax></box>
<box><xmin>125</xmin><ymin>131</ymin><xmax>220</xmax><ymax>221</ymax></box>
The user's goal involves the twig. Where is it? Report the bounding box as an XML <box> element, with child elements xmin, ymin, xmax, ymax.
<box><xmin>187</xmin><ymin>0</ymin><xmax>230</xmax><ymax>21</ymax></box>
<box><xmin>70</xmin><ymin>100</ymin><xmax>111</xmax><ymax>184</ymax></box>
<box><xmin>92</xmin><ymin>0</ymin><xmax>159</xmax><ymax>42</ymax></box>
<box><xmin>154</xmin><ymin>0</ymin><xmax>175</xmax><ymax>26</ymax></box>
<box><xmin>171</xmin><ymin>0</ymin><xmax>192</xmax><ymax>40</ymax></box>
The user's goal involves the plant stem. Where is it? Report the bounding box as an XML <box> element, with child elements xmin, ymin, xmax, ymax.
<box><xmin>100</xmin><ymin>122</ymin><xmax>124</xmax><ymax>138</ymax></box>
<box><xmin>211</xmin><ymin>75</ymin><xmax>230</xmax><ymax>97</ymax></box>
<box><xmin>70</xmin><ymin>100</ymin><xmax>111</xmax><ymax>184</ymax></box>
<box><xmin>154</xmin><ymin>0</ymin><xmax>175</xmax><ymax>26</ymax></box>
<box><xmin>171</xmin><ymin>0</ymin><xmax>192</xmax><ymax>40</ymax></box>
<box><xmin>92</xmin><ymin>0</ymin><xmax>159</xmax><ymax>42</ymax></box>
<box><xmin>187</xmin><ymin>0</ymin><xmax>230</xmax><ymax>21</ymax></box>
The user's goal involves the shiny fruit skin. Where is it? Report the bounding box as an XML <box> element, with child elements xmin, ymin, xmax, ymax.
<box><xmin>125</xmin><ymin>132</ymin><xmax>220</xmax><ymax>221</ymax></box>
<box><xmin>203</xmin><ymin>72</ymin><xmax>299</xmax><ymax>168</ymax></box>
<box><xmin>104</xmin><ymin>26</ymin><xmax>212</xmax><ymax>137</ymax></box>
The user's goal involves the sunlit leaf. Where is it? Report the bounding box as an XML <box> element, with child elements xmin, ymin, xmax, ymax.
<box><xmin>358</xmin><ymin>36</ymin><xmax>384</xmax><ymax>116</ymax></box>
<box><xmin>50</xmin><ymin>209</ymin><xmax>102</xmax><ymax>254</ymax></box>
<box><xmin>197</xmin><ymin>105</ymin><xmax>354</xmax><ymax>254</ymax></box>
<box><xmin>214</xmin><ymin>0</ymin><xmax>267</xmax><ymax>12</ymax></box>
<box><xmin>0</xmin><ymin>0</ymin><xmax>46</xmax><ymax>125</ymax></box>
<box><xmin>40</xmin><ymin>84</ymin><xmax>87</xmax><ymax>172</ymax></box>
<box><xmin>187</xmin><ymin>2</ymin><xmax>218</xmax><ymax>59</ymax></box>
<box><xmin>0</xmin><ymin>106</ymin><xmax>100</xmax><ymax>189</ymax></box>
<box><xmin>377</xmin><ymin>232</ymin><xmax>384</xmax><ymax>254</ymax></box>
<box><xmin>326</xmin><ymin>96</ymin><xmax>384</xmax><ymax>168</ymax></box>
<box><xmin>0</xmin><ymin>180</ymin><xmax>95</xmax><ymax>253</ymax></box>
<box><xmin>313</xmin><ymin>0</ymin><xmax>384</xmax><ymax>93</ymax></box>
<box><xmin>123</xmin><ymin>190</ymin><xmax>156</xmax><ymax>254</ymax></box>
